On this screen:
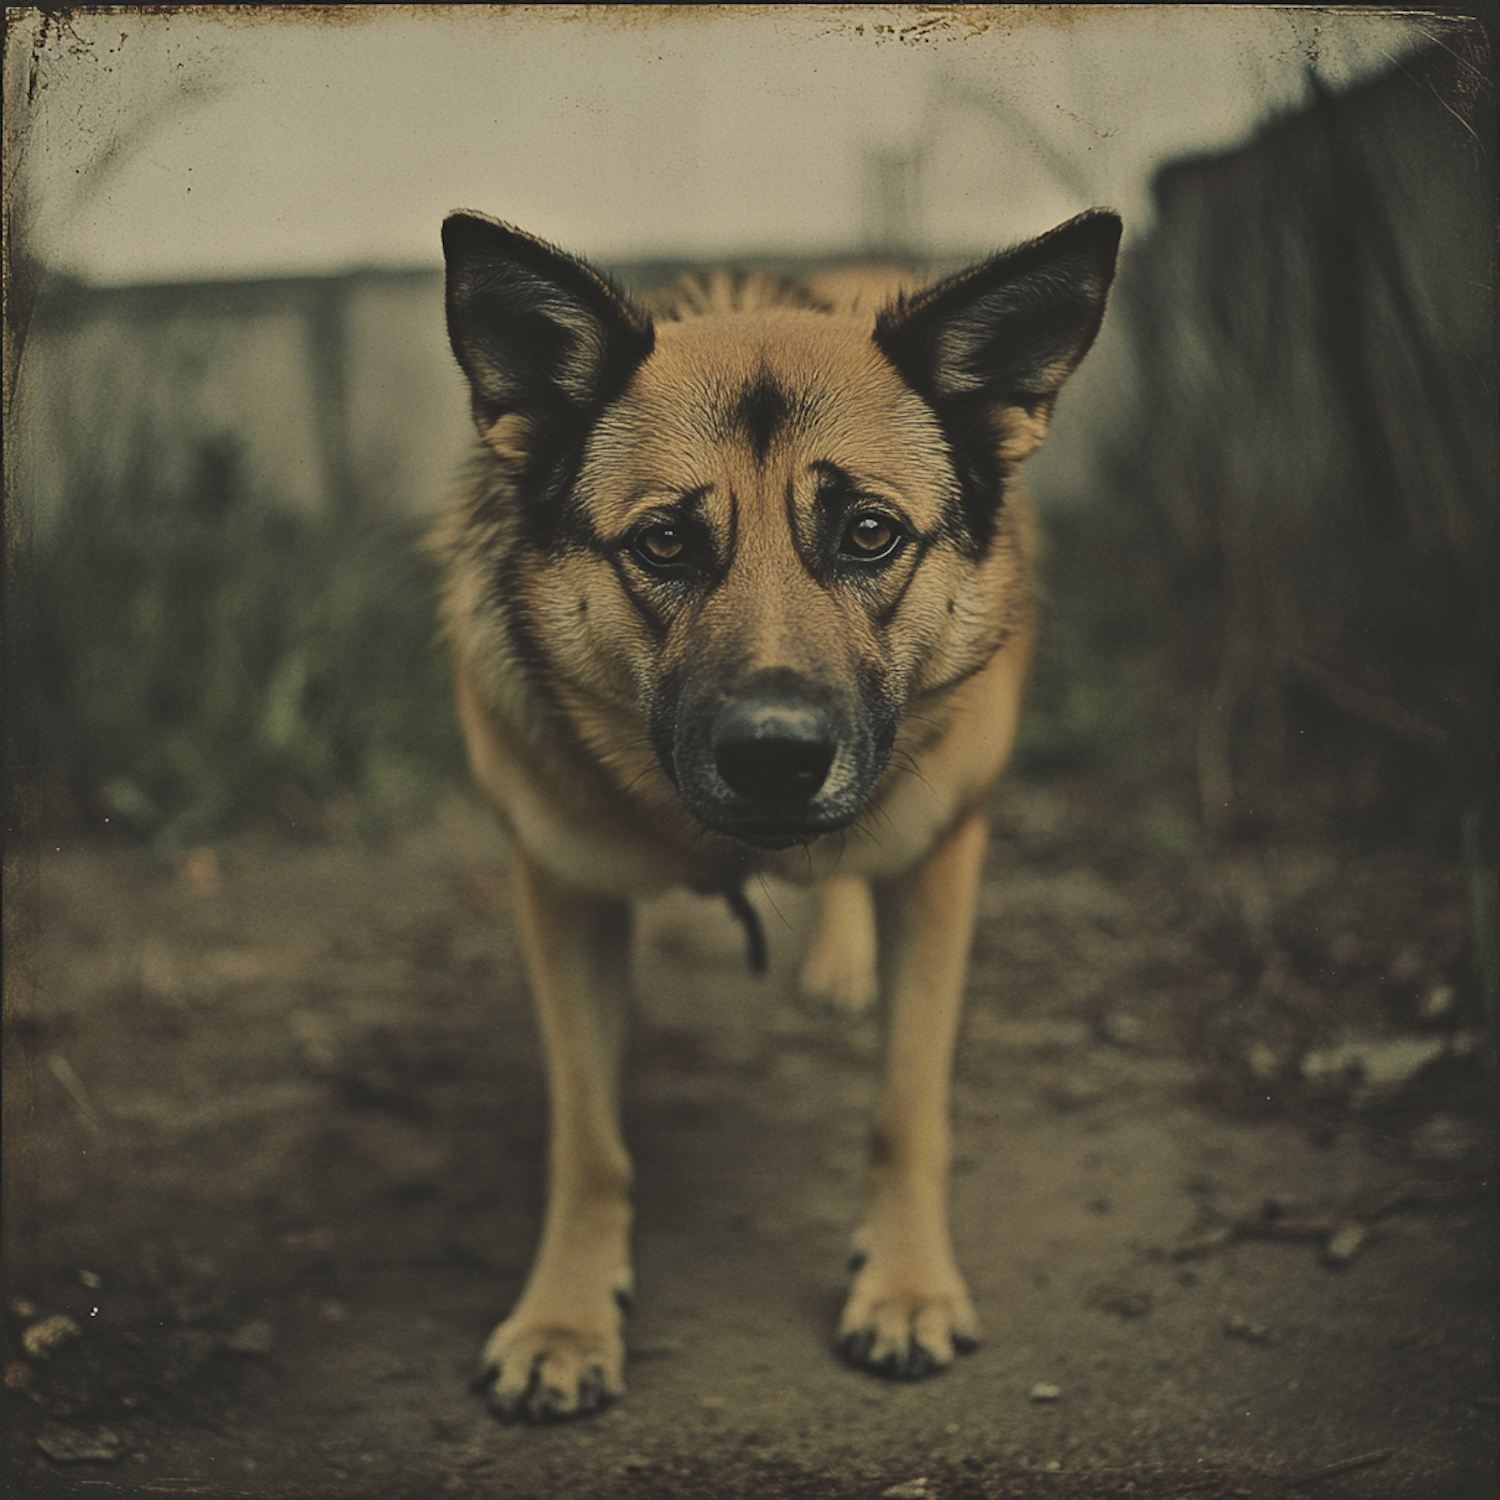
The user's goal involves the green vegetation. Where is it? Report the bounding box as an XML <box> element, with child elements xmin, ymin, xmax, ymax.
<box><xmin>24</xmin><ymin>441</ymin><xmax>463</xmax><ymax>850</ymax></box>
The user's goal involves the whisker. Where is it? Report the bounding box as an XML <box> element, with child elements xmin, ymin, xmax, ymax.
<box><xmin>832</xmin><ymin>828</ymin><xmax>854</xmax><ymax>873</ymax></box>
<box><xmin>622</xmin><ymin>764</ymin><xmax>658</xmax><ymax>795</ymax></box>
<box><xmin>753</xmin><ymin>870</ymin><xmax>796</xmax><ymax>935</ymax></box>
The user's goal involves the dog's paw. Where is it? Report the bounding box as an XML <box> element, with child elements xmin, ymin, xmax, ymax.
<box><xmin>836</xmin><ymin>1268</ymin><xmax>980</xmax><ymax>1380</ymax></box>
<box><xmin>800</xmin><ymin>876</ymin><xmax>878</xmax><ymax>1015</ymax></box>
<box><xmin>800</xmin><ymin>947</ymin><xmax>879</xmax><ymax>1015</ymax></box>
<box><xmin>473</xmin><ymin>1318</ymin><xmax>625</xmax><ymax>1421</ymax></box>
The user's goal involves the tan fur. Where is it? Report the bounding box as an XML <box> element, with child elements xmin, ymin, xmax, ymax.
<box><xmin>434</xmin><ymin>208</ymin><xmax>1119</xmax><ymax>1419</ymax></box>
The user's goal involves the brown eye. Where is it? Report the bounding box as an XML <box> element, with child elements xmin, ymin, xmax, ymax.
<box><xmin>633</xmin><ymin>523</ymin><xmax>686</xmax><ymax>567</ymax></box>
<box><xmin>841</xmin><ymin>512</ymin><xmax>902</xmax><ymax>561</ymax></box>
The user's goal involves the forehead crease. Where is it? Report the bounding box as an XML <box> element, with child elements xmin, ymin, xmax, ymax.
<box><xmin>594</xmin><ymin>320</ymin><xmax>954</xmax><ymax>513</ymax></box>
<box><xmin>719</xmin><ymin>368</ymin><xmax>820</xmax><ymax>461</ymax></box>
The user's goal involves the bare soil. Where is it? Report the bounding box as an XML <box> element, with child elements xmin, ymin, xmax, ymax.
<box><xmin>4</xmin><ymin>781</ymin><xmax>1496</xmax><ymax>1499</ymax></box>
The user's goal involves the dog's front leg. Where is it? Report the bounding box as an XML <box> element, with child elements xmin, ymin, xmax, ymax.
<box><xmin>475</xmin><ymin>851</ymin><xmax>633</xmax><ymax>1421</ymax></box>
<box><xmin>838</xmin><ymin>807</ymin><xmax>987</xmax><ymax>1379</ymax></box>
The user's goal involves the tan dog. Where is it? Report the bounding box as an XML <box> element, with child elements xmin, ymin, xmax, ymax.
<box><xmin>432</xmin><ymin>208</ymin><xmax>1120</xmax><ymax>1419</ymax></box>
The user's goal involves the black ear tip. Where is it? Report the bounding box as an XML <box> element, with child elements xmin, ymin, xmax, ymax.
<box><xmin>442</xmin><ymin>210</ymin><xmax>501</xmax><ymax>256</ymax></box>
<box><xmin>1044</xmin><ymin>210</ymin><xmax>1123</xmax><ymax>284</ymax></box>
<box><xmin>1064</xmin><ymin>208</ymin><xmax>1124</xmax><ymax>247</ymax></box>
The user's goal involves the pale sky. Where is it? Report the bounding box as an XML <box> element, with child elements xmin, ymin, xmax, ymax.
<box><xmin>7</xmin><ymin>5</ymin><xmax>1443</xmax><ymax>285</ymax></box>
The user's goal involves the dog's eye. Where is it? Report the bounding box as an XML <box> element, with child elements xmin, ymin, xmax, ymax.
<box><xmin>633</xmin><ymin>523</ymin><xmax>687</xmax><ymax>568</ymax></box>
<box><xmin>840</xmin><ymin>512</ymin><xmax>903</xmax><ymax>562</ymax></box>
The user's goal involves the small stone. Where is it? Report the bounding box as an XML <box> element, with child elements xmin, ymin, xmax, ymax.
<box><xmin>1321</xmin><ymin>1222</ymin><xmax>1370</xmax><ymax>1268</ymax></box>
<box><xmin>1225</xmin><ymin>1314</ymin><xmax>1274</xmax><ymax>1345</ymax></box>
<box><xmin>1029</xmin><ymin>1382</ymin><xmax>1064</xmax><ymax>1402</ymax></box>
<box><xmin>1418</xmin><ymin>984</ymin><xmax>1455</xmax><ymax>1020</ymax></box>
<box><xmin>1245</xmin><ymin>1042</ymin><xmax>1280</xmax><ymax>1081</ymax></box>
<box><xmin>35</xmin><ymin>1424</ymin><xmax>125</xmax><ymax>1464</ymax></box>
<box><xmin>23</xmin><ymin>1314</ymin><xmax>81</xmax><ymax>1359</ymax></box>
<box><xmin>4</xmin><ymin>1361</ymin><xmax>33</xmax><ymax>1392</ymax></box>
<box><xmin>1301</xmin><ymin>1035</ymin><xmax>1447</xmax><ymax>1095</ymax></box>
<box><xmin>224</xmin><ymin>1319</ymin><xmax>275</xmax><ymax>1356</ymax></box>
<box><xmin>78</xmin><ymin>1270</ymin><xmax>103</xmax><ymax>1291</ymax></box>
<box><xmin>882</xmin><ymin>1480</ymin><xmax>931</xmax><ymax>1499</ymax></box>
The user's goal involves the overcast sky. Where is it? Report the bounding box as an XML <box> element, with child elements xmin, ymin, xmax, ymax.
<box><xmin>7</xmin><ymin>5</ymin><xmax>1446</xmax><ymax>284</ymax></box>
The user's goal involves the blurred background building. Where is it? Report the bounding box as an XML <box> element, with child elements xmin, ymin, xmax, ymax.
<box><xmin>4</xmin><ymin>6</ymin><xmax>1495</xmax><ymax>849</ymax></box>
<box><xmin>9</xmin><ymin>6</ymin><xmax>1476</xmax><ymax>521</ymax></box>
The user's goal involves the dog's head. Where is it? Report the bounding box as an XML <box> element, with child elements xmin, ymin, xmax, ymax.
<box><xmin>442</xmin><ymin>211</ymin><xmax>1120</xmax><ymax>849</ymax></box>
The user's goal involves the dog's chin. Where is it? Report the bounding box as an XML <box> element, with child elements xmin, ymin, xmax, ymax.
<box><xmin>696</xmin><ymin>810</ymin><xmax>860</xmax><ymax>852</ymax></box>
<box><xmin>720</xmin><ymin>825</ymin><xmax>827</xmax><ymax>852</ymax></box>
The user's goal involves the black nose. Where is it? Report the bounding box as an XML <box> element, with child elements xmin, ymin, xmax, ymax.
<box><xmin>712</xmin><ymin>698</ymin><xmax>837</xmax><ymax>803</ymax></box>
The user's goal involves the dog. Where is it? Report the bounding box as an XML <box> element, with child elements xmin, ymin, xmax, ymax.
<box><xmin>431</xmin><ymin>206</ymin><xmax>1121</xmax><ymax>1420</ymax></box>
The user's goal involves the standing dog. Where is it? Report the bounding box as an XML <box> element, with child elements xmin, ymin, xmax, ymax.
<box><xmin>433</xmin><ymin>208</ymin><xmax>1120</xmax><ymax>1420</ymax></box>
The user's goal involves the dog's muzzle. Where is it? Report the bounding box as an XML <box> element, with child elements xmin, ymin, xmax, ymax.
<box><xmin>663</xmin><ymin>674</ymin><xmax>886</xmax><ymax>849</ymax></box>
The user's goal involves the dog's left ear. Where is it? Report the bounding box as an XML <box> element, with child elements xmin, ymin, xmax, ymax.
<box><xmin>874</xmin><ymin>209</ymin><xmax>1121</xmax><ymax>467</ymax></box>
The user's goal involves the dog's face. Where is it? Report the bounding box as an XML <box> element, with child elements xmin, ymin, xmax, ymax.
<box><xmin>574</xmin><ymin>316</ymin><xmax>976</xmax><ymax>849</ymax></box>
<box><xmin>442</xmin><ymin>214</ymin><xmax>1119</xmax><ymax>849</ymax></box>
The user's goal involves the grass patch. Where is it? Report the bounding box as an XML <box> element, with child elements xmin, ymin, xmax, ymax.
<box><xmin>24</xmin><ymin>458</ymin><xmax>463</xmax><ymax>849</ymax></box>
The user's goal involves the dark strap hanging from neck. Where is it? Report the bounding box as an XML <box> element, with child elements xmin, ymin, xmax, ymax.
<box><xmin>723</xmin><ymin>886</ymin><xmax>767</xmax><ymax>977</ymax></box>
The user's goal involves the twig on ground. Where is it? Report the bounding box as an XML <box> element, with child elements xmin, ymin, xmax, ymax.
<box><xmin>1283</xmin><ymin>1447</ymin><xmax>1394</xmax><ymax>1491</ymax></box>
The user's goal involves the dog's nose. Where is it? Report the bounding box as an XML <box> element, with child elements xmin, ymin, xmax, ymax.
<box><xmin>712</xmin><ymin>698</ymin><xmax>837</xmax><ymax>803</ymax></box>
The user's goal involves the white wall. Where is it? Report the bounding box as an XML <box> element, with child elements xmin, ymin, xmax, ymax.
<box><xmin>8</xmin><ymin>7</ymin><xmax>1437</xmax><ymax>283</ymax></box>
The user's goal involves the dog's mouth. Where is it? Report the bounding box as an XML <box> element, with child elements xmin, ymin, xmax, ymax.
<box><xmin>708</xmin><ymin>811</ymin><xmax>855</xmax><ymax>851</ymax></box>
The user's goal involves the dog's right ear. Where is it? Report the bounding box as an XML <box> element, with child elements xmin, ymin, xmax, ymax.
<box><xmin>442</xmin><ymin>212</ymin><xmax>655</xmax><ymax>470</ymax></box>
<box><xmin>874</xmin><ymin>209</ymin><xmax>1121</xmax><ymax>470</ymax></box>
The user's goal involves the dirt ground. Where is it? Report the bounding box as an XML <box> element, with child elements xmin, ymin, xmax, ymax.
<box><xmin>4</xmin><ymin>780</ymin><xmax>1496</xmax><ymax>1499</ymax></box>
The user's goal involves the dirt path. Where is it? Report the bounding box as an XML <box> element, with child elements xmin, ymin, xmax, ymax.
<box><xmin>4</xmin><ymin>790</ymin><xmax>1495</xmax><ymax>1498</ymax></box>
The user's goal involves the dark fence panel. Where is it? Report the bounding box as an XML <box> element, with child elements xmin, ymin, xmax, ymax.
<box><xmin>1095</xmin><ymin>43</ymin><xmax>1495</xmax><ymax>828</ymax></box>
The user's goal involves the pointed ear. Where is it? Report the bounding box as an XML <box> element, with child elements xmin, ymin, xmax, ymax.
<box><xmin>874</xmin><ymin>209</ymin><xmax>1121</xmax><ymax>467</ymax></box>
<box><xmin>442</xmin><ymin>212</ymin><xmax>655</xmax><ymax>470</ymax></box>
